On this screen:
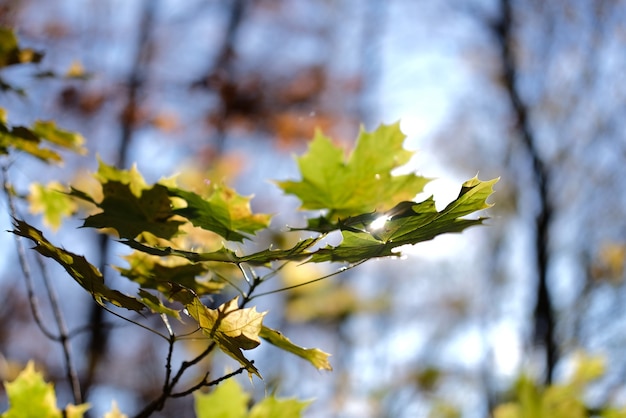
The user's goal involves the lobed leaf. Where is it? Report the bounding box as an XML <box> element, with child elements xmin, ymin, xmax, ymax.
<box><xmin>11</xmin><ymin>220</ymin><xmax>145</xmax><ymax>311</ymax></box>
<box><xmin>186</xmin><ymin>296</ymin><xmax>266</xmax><ymax>378</ymax></box>
<box><xmin>28</xmin><ymin>182</ymin><xmax>77</xmax><ymax>230</ymax></box>
<box><xmin>276</xmin><ymin>122</ymin><xmax>430</xmax><ymax>218</ymax></box>
<box><xmin>1</xmin><ymin>361</ymin><xmax>89</xmax><ymax>418</ymax></box>
<box><xmin>249</xmin><ymin>397</ymin><xmax>310</xmax><ymax>418</ymax></box>
<box><xmin>310</xmin><ymin>176</ymin><xmax>499</xmax><ymax>263</ymax></box>
<box><xmin>168</xmin><ymin>184</ymin><xmax>271</xmax><ymax>242</ymax></box>
<box><xmin>194</xmin><ymin>379</ymin><xmax>249</xmax><ymax>418</ymax></box>
<box><xmin>70</xmin><ymin>161</ymin><xmax>184</xmax><ymax>240</ymax></box>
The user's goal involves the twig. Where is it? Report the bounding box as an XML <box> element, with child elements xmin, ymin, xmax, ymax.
<box><xmin>248</xmin><ymin>260</ymin><xmax>367</xmax><ymax>300</ymax></box>
<box><xmin>133</xmin><ymin>342</ymin><xmax>217</xmax><ymax>418</ymax></box>
<box><xmin>35</xmin><ymin>255</ymin><xmax>82</xmax><ymax>404</ymax></box>
<box><xmin>171</xmin><ymin>365</ymin><xmax>248</xmax><ymax>397</ymax></box>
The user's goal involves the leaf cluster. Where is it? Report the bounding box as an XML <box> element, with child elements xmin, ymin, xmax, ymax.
<box><xmin>1</xmin><ymin>27</ymin><xmax>498</xmax><ymax>416</ymax></box>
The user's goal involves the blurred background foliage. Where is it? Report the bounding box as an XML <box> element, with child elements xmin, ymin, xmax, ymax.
<box><xmin>1</xmin><ymin>0</ymin><xmax>626</xmax><ymax>417</ymax></box>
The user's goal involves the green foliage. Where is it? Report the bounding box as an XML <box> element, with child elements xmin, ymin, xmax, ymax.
<box><xmin>0</xmin><ymin>108</ymin><xmax>86</xmax><ymax>162</ymax></box>
<box><xmin>1</xmin><ymin>361</ymin><xmax>89</xmax><ymax>418</ymax></box>
<box><xmin>194</xmin><ymin>379</ymin><xmax>310</xmax><ymax>418</ymax></box>
<box><xmin>492</xmin><ymin>354</ymin><xmax>626</xmax><ymax>418</ymax></box>
<box><xmin>27</xmin><ymin>181</ymin><xmax>77</xmax><ymax>230</ymax></box>
<box><xmin>1</xmin><ymin>27</ymin><xmax>499</xmax><ymax>417</ymax></box>
<box><xmin>7</xmin><ymin>120</ymin><xmax>497</xmax><ymax>392</ymax></box>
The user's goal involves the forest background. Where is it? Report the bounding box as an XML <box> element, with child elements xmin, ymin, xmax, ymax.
<box><xmin>1</xmin><ymin>1</ymin><xmax>626</xmax><ymax>417</ymax></box>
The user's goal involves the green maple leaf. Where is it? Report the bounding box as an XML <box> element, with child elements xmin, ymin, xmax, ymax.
<box><xmin>249</xmin><ymin>396</ymin><xmax>310</xmax><ymax>418</ymax></box>
<box><xmin>168</xmin><ymin>184</ymin><xmax>271</xmax><ymax>242</ymax></box>
<box><xmin>310</xmin><ymin>176</ymin><xmax>498</xmax><ymax>263</ymax></box>
<box><xmin>117</xmin><ymin>251</ymin><xmax>225</xmax><ymax>310</ymax></box>
<box><xmin>276</xmin><ymin>122</ymin><xmax>430</xmax><ymax>218</ymax></box>
<box><xmin>186</xmin><ymin>296</ymin><xmax>266</xmax><ymax>378</ymax></box>
<box><xmin>11</xmin><ymin>220</ymin><xmax>145</xmax><ymax>311</ymax></box>
<box><xmin>70</xmin><ymin>160</ymin><xmax>184</xmax><ymax>240</ymax></box>
<box><xmin>2</xmin><ymin>361</ymin><xmax>61</xmax><ymax>418</ymax></box>
<box><xmin>194</xmin><ymin>378</ymin><xmax>249</xmax><ymax>418</ymax></box>
<box><xmin>259</xmin><ymin>326</ymin><xmax>332</xmax><ymax>371</ymax></box>
<box><xmin>28</xmin><ymin>182</ymin><xmax>77</xmax><ymax>230</ymax></box>
<box><xmin>1</xmin><ymin>361</ymin><xmax>89</xmax><ymax>418</ymax></box>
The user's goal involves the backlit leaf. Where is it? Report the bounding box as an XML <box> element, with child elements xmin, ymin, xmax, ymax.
<box><xmin>260</xmin><ymin>326</ymin><xmax>332</xmax><ymax>371</ymax></box>
<box><xmin>186</xmin><ymin>296</ymin><xmax>266</xmax><ymax>378</ymax></box>
<box><xmin>30</xmin><ymin>121</ymin><xmax>86</xmax><ymax>154</ymax></box>
<box><xmin>70</xmin><ymin>161</ymin><xmax>183</xmax><ymax>240</ymax></box>
<box><xmin>168</xmin><ymin>184</ymin><xmax>271</xmax><ymax>242</ymax></box>
<box><xmin>310</xmin><ymin>176</ymin><xmax>498</xmax><ymax>263</ymax></box>
<box><xmin>103</xmin><ymin>401</ymin><xmax>128</xmax><ymax>418</ymax></box>
<box><xmin>117</xmin><ymin>252</ymin><xmax>225</xmax><ymax>306</ymax></box>
<box><xmin>11</xmin><ymin>220</ymin><xmax>145</xmax><ymax>311</ymax></box>
<box><xmin>249</xmin><ymin>396</ymin><xmax>310</xmax><ymax>418</ymax></box>
<box><xmin>194</xmin><ymin>378</ymin><xmax>249</xmax><ymax>418</ymax></box>
<box><xmin>1</xmin><ymin>361</ymin><xmax>61</xmax><ymax>418</ymax></box>
<box><xmin>28</xmin><ymin>182</ymin><xmax>77</xmax><ymax>230</ymax></box>
<box><xmin>276</xmin><ymin>122</ymin><xmax>430</xmax><ymax>218</ymax></box>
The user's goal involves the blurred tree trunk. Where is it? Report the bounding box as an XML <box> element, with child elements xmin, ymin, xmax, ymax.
<box><xmin>492</xmin><ymin>0</ymin><xmax>557</xmax><ymax>383</ymax></box>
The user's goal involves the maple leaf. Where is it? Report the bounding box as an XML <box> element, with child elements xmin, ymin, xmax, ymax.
<box><xmin>11</xmin><ymin>220</ymin><xmax>145</xmax><ymax>311</ymax></box>
<box><xmin>69</xmin><ymin>160</ymin><xmax>184</xmax><ymax>240</ymax></box>
<box><xmin>276</xmin><ymin>122</ymin><xmax>430</xmax><ymax>218</ymax></box>
<box><xmin>310</xmin><ymin>176</ymin><xmax>499</xmax><ymax>263</ymax></box>
<box><xmin>117</xmin><ymin>252</ymin><xmax>224</xmax><ymax>303</ymax></box>
<box><xmin>260</xmin><ymin>326</ymin><xmax>332</xmax><ymax>371</ymax></box>
<box><xmin>28</xmin><ymin>181</ymin><xmax>77</xmax><ymax>230</ymax></box>
<box><xmin>168</xmin><ymin>184</ymin><xmax>271</xmax><ymax>242</ymax></box>
<box><xmin>186</xmin><ymin>296</ymin><xmax>266</xmax><ymax>378</ymax></box>
<box><xmin>194</xmin><ymin>379</ymin><xmax>249</xmax><ymax>418</ymax></box>
<box><xmin>1</xmin><ymin>361</ymin><xmax>89</xmax><ymax>418</ymax></box>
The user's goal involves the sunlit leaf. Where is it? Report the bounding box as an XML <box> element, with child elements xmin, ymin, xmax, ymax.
<box><xmin>28</xmin><ymin>182</ymin><xmax>77</xmax><ymax>230</ymax></box>
<box><xmin>0</xmin><ymin>110</ymin><xmax>83</xmax><ymax>163</ymax></box>
<box><xmin>277</xmin><ymin>122</ymin><xmax>430</xmax><ymax>218</ymax></box>
<box><xmin>117</xmin><ymin>252</ymin><xmax>225</xmax><ymax>306</ymax></box>
<box><xmin>194</xmin><ymin>378</ymin><xmax>249</xmax><ymax>418</ymax></box>
<box><xmin>0</xmin><ymin>27</ymin><xmax>43</xmax><ymax>68</ymax></box>
<box><xmin>70</xmin><ymin>161</ymin><xmax>183</xmax><ymax>240</ymax></box>
<box><xmin>103</xmin><ymin>401</ymin><xmax>128</xmax><ymax>418</ymax></box>
<box><xmin>186</xmin><ymin>297</ymin><xmax>265</xmax><ymax>378</ymax></box>
<box><xmin>64</xmin><ymin>403</ymin><xmax>90</xmax><ymax>418</ymax></box>
<box><xmin>249</xmin><ymin>396</ymin><xmax>310</xmax><ymax>418</ymax></box>
<box><xmin>1</xmin><ymin>361</ymin><xmax>61</xmax><ymax>418</ymax></box>
<box><xmin>168</xmin><ymin>184</ymin><xmax>271</xmax><ymax>242</ymax></box>
<box><xmin>310</xmin><ymin>176</ymin><xmax>498</xmax><ymax>263</ymax></box>
<box><xmin>30</xmin><ymin>121</ymin><xmax>86</xmax><ymax>154</ymax></box>
<box><xmin>11</xmin><ymin>220</ymin><xmax>145</xmax><ymax>311</ymax></box>
<box><xmin>260</xmin><ymin>326</ymin><xmax>332</xmax><ymax>371</ymax></box>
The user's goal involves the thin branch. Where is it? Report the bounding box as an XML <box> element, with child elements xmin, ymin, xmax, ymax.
<box><xmin>248</xmin><ymin>260</ymin><xmax>366</xmax><ymax>300</ymax></box>
<box><xmin>3</xmin><ymin>165</ymin><xmax>82</xmax><ymax>403</ymax></box>
<box><xmin>2</xmin><ymin>165</ymin><xmax>57</xmax><ymax>341</ymax></box>
<box><xmin>35</xmin><ymin>255</ymin><xmax>82</xmax><ymax>404</ymax></box>
<box><xmin>133</xmin><ymin>342</ymin><xmax>217</xmax><ymax>418</ymax></box>
<box><xmin>171</xmin><ymin>365</ymin><xmax>248</xmax><ymax>398</ymax></box>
